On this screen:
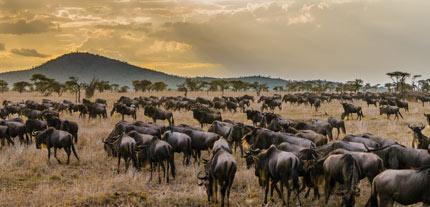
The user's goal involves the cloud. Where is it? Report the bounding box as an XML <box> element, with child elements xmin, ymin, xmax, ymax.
<box><xmin>0</xmin><ymin>43</ymin><xmax>4</xmax><ymax>51</ymax></box>
<box><xmin>0</xmin><ymin>19</ymin><xmax>59</xmax><ymax>34</ymax></box>
<box><xmin>10</xmin><ymin>48</ymin><xmax>49</xmax><ymax>58</ymax></box>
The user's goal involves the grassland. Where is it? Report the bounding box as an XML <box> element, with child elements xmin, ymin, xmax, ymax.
<box><xmin>0</xmin><ymin>91</ymin><xmax>429</xmax><ymax>207</ymax></box>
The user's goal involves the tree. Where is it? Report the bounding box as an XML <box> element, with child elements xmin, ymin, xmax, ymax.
<box><xmin>151</xmin><ymin>82</ymin><xmax>168</xmax><ymax>91</ymax></box>
<box><xmin>0</xmin><ymin>80</ymin><xmax>8</xmax><ymax>93</ymax></box>
<box><xmin>352</xmin><ymin>79</ymin><xmax>363</xmax><ymax>92</ymax></box>
<box><xmin>65</xmin><ymin>77</ymin><xmax>82</xmax><ymax>102</ymax></box>
<box><xmin>30</xmin><ymin>74</ymin><xmax>52</xmax><ymax>95</ymax></box>
<box><xmin>110</xmin><ymin>83</ymin><xmax>120</xmax><ymax>92</ymax></box>
<box><xmin>13</xmin><ymin>81</ymin><xmax>31</xmax><ymax>93</ymax></box>
<box><xmin>184</xmin><ymin>78</ymin><xmax>200</xmax><ymax>91</ymax></box>
<box><xmin>211</xmin><ymin>80</ymin><xmax>230</xmax><ymax>96</ymax></box>
<box><xmin>177</xmin><ymin>83</ymin><xmax>188</xmax><ymax>97</ymax></box>
<box><xmin>386</xmin><ymin>71</ymin><xmax>410</xmax><ymax>95</ymax></box>
<box><xmin>95</xmin><ymin>80</ymin><xmax>111</xmax><ymax>93</ymax></box>
<box><xmin>411</xmin><ymin>74</ymin><xmax>422</xmax><ymax>91</ymax></box>
<box><xmin>132</xmin><ymin>80</ymin><xmax>152</xmax><ymax>92</ymax></box>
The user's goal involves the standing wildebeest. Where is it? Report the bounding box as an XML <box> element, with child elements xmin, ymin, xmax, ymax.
<box><xmin>35</xmin><ymin>128</ymin><xmax>79</xmax><ymax>164</ymax></box>
<box><xmin>144</xmin><ymin>106</ymin><xmax>174</xmax><ymax>126</ymax></box>
<box><xmin>379</xmin><ymin>106</ymin><xmax>403</xmax><ymax>120</ymax></box>
<box><xmin>184</xmin><ymin>129</ymin><xmax>220</xmax><ymax>163</ymax></box>
<box><xmin>46</xmin><ymin>116</ymin><xmax>79</xmax><ymax>143</ymax></box>
<box><xmin>251</xmin><ymin>145</ymin><xmax>301</xmax><ymax>206</ymax></box>
<box><xmin>104</xmin><ymin>134</ymin><xmax>138</xmax><ymax>173</ymax></box>
<box><xmin>226</xmin><ymin>123</ymin><xmax>253</xmax><ymax>157</ymax></box>
<box><xmin>162</xmin><ymin>131</ymin><xmax>192</xmax><ymax>165</ymax></box>
<box><xmin>367</xmin><ymin>166</ymin><xmax>430</xmax><ymax>207</ymax></box>
<box><xmin>25</xmin><ymin>119</ymin><xmax>47</xmax><ymax>141</ymax></box>
<box><xmin>0</xmin><ymin>125</ymin><xmax>13</xmax><ymax>146</ymax></box>
<box><xmin>408</xmin><ymin>123</ymin><xmax>429</xmax><ymax>149</ymax></box>
<box><xmin>341</xmin><ymin>103</ymin><xmax>364</xmax><ymax>120</ymax></box>
<box><xmin>111</xmin><ymin>103</ymin><xmax>137</xmax><ymax>120</ymax></box>
<box><xmin>369</xmin><ymin>144</ymin><xmax>430</xmax><ymax>169</ymax></box>
<box><xmin>141</xmin><ymin>137</ymin><xmax>176</xmax><ymax>183</ymax></box>
<box><xmin>192</xmin><ymin>107</ymin><xmax>222</xmax><ymax>128</ymax></box>
<box><xmin>0</xmin><ymin>119</ymin><xmax>29</xmax><ymax>144</ymax></box>
<box><xmin>323</xmin><ymin>154</ymin><xmax>361</xmax><ymax>207</ymax></box>
<box><xmin>197</xmin><ymin>147</ymin><xmax>237</xmax><ymax>207</ymax></box>
<box><xmin>328</xmin><ymin>117</ymin><xmax>346</xmax><ymax>138</ymax></box>
<box><xmin>245</xmin><ymin>109</ymin><xmax>264</xmax><ymax>126</ymax></box>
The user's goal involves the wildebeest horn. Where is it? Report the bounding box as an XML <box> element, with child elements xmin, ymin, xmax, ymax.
<box><xmin>197</xmin><ymin>171</ymin><xmax>207</xmax><ymax>179</ymax></box>
<box><xmin>250</xmin><ymin>148</ymin><xmax>260</xmax><ymax>153</ymax></box>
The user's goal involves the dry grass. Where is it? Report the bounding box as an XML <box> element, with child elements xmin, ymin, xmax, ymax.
<box><xmin>0</xmin><ymin>91</ymin><xmax>429</xmax><ymax>207</ymax></box>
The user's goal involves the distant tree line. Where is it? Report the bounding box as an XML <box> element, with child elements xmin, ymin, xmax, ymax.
<box><xmin>0</xmin><ymin>70</ymin><xmax>428</xmax><ymax>100</ymax></box>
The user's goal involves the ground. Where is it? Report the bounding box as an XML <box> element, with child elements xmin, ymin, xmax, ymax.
<box><xmin>0</xmin><ymin>91</ymin><xmax>429</xmax><ymax>207</ymax></box>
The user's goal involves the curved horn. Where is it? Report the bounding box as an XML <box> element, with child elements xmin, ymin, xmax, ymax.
<box><xmin>197</xmin><ymin>171</ymin><xmax>207</xmax><ymax>179</ymax></box>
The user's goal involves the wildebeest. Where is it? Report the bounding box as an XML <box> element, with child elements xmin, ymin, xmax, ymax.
<box><xmin>111</xmin><ymin>103</ymin><xmax>137</xmax><ymax>120</ymax></box>
<box><xmin>341</xmin><ymin>103</ymin><xmax>364</xmax><ymax>120</ymax></box>
<box><xmin>369</xmin><ymin>144</ymin><xmax>430</xmax><ymax>169</ymax></box>
<box><xmin>379</xmin><ymin>106</ymin><xmax>403</xmax><ymax>120</ymax></box>
<box><xmin>0</xmin><ymin>125</ymin><xmax>12</xmax><ymax>145</ymax></box>
<box><xmin>35</xmin><ymin>128</ymin><xmax>79</xmax><ymax>164</ymax></box>
<box><xmin>144</xmin><ymin>106</ymin><xmax>174</xmax><ymax>126</ymax></box>
<box><xmin>328</xmin><ymin>117</ymin><xmax>346</xmax><ymax>138</ymax></box>
<box><xmin>425</xmin><ymin>113</ymin><xmax>430</xmax><ymax>126</ymax></box>
<box><xmin>141</xmin><ymin>137</ymin><xmax>176</xmax><ymax>183</ymax></box>
<box><xmin>46</xmin><ymin>116</ymin><xmax>79</xmax><ymax>143</ymax></box>
<box><xmin>103</xmin><ymin>133</ymin><xmax>138</xmax><ymax>173</ymax></box>
<box><xmin>192</xmin><ymin>107</ymin><xmax>222</xmax><ymax>128</ymax></box>
<box><xmin>226</xmin><ymin>123</ymin><xmax>252</xmax><ymax>157</ymax></box>
<box><xmin>0</xmin><ymin>119</ymin><xmax>29</xmax><ymax>144</ymax></box>
<box><xmin>251</xmin><ymin>145</ymin><xmax>301</xmax><ymax>206</ymax></box>
<box><xmin>162</xmin><ymin>131</ymin><xmax>192</xmax><ymax>165</ymax></box>
<box><xmin>408</xmin><ymin>123</ymin><xmax>429</xmax><ymax>149</ymax></box>
<box><xmin>197</xmin><ymin>146</ymin><xmax>236</xmax><ymax>207</ymax></box>
<box><xmin>367</xmin><ymin>166</ymin><xmax>430</xmax><ymax>207</ymax></box>
<box><xmin>323</xmin><ymin>154</ymin><xmax>361</xmax><ymax>207</ymax></box>
<box><xmin>25</xmin><ymin>119</ymin><xmax>47</xmax><ymax>141</ymax></box>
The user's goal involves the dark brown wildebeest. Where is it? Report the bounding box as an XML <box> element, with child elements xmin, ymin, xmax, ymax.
<box><xmin>323</xmin><ymin>154</ymin><xmax>361</xmax><ymax>207</ymax></box>
<box><xmin>408</xmin><ymin>123</ymin><xmax>429</xmax><ymax>149</ymax></box>
<box><xmin>0</xmin><ymin>119</ymin><xmax>29</xmax><ymax>144</ymax></box>
<box><xmin>367</xmin><ymin>166</ymin><xmax>430</xmax><ymax>207</ymax></box>
<box><xmin>341</xmin><ymin>103</ymin><xmax>364</xmax><ymax>120</ymax></box>
<box><xmin>192</xmin><ymin>107</ymin><xmax>221</xmax><ymax>128</ymax></box>
<box><xmin>250</xmin><ymin>145</ymin><xmax>301</xmax><ymax>206</ymax></box>
<box><xmin>379</xmin><ymin>106</ymin><xmax>403</xmax><ymax>120</ymax></box>
<box><xmin>25</xmin><ymin>119</ymin><xmax>47</xmax><ymax>141</ymax></box>
<box><xmin>395</xmin><ymin>99</ymin><xmax>409</xmax><ymax>112</ymax></box>
<box><xmin>197</xmin><ymin>146</ymin><xmax>236</xmax><ymax>207</ymax></box>
<box><xmin>111</xmin><ymin>103</ymin><xmax>137</xmax><ymax>120</ymax></box>
<box><xmin>226</xmin><ymin>123</ymin><xmax>253</xmax><ymax>157</ymax></box>
<box><xmin>103</xmin><ymin>133</ymin><xmax>138</xmax><ymax>173</ymax></box>
<box><xmin>35</xmin><ymin>128</ymin><xmax>79</xmax><ymax>164</ymax></box>
<box><xmin>141</xmin><ymin>137</ymin><xmax>176</xmax><ymax>183</ymax></box>
<box><xmin>144</xmin><ymin>106</ymin><xmax>174</xmax><ymax>126</ymax></box>
<box><xmin>328</xmin><ymin>117</ymin><xmax>346</xmax><ymax>138</ymax></box>
<box><xmin>162</xmin><ymin>131</ymin><xmax>192</xmax><ymax>165</ymax></box>
<box><xmin>244</xmin><ymin>109</ymin><xmax>264</xmax><ymax>126</ymax></box>
<box><xmin>46</xmin><ymin>116</ymin><xmax>79</xmax><ymax>143</ymax></box>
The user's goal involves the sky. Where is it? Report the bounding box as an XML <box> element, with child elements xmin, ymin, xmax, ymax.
<box><xmin>0</xmin><ymin>0</ymin><xmax>429</xmax><ymax>84</ymax></box>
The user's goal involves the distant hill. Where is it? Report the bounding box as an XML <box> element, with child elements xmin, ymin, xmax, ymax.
<box><xmin>0</xmin><ymin>52</ymin><xmax>291</xmax><ymax>88</ymax></box>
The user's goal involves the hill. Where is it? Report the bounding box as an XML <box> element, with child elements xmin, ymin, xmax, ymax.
<box><xmin>0</xmin><ymin>52</ymin><xmax>291</xmax><ymax>88</ymax></box>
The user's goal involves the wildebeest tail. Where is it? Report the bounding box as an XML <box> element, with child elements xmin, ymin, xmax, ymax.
<box><xmin>130</xmin><ymin>142</ymin><xmax>138</xmax><ymax>169</ymax></box>
<box><xmin>71</xmin><ymin>141</ymin><xmax>80</xmax><ymax>161</ymax></box>
<box><xmin>398</xmin><ymin>111</ymin><xmax>403</xmax><ymax>119</ymax></box>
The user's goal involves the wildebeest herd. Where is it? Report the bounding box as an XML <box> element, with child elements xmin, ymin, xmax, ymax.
<box><xmin>2</xmin><ymin>92</ymin><xmax>430</xmax><ymax>207</ymax></box>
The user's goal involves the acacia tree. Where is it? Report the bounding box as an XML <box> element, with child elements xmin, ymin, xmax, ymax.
<box><xmin>386</xmin><ymin>71</ymin><xmax>410</xmax><ymax>95</ymax></box>
<box><xmin>211</xmin><ymin>80</ymin><xmax>230</xmax><ymax>96</ymax></box>
<box><xmin>65</xmin><ymin>77</ymin><xmax>82</xmax><ymax>102</ymax></box>
<box><xmin>132</xmin><ymin>80</ymin><xmax>152</xmax><ymax>92</ymax></box>
<box><xmin>151</xmin><ymin>81</ymin><xmax>168</xmax><ymax>91</ymax></box>
<box><xmin>13</xmin><ymin>81</ymin><xmax>31</xmax><ymax>93</ymax></box>
<box><xmin>0</xmin><ymin>80</ymin><xmax>8</xmax><ymax>93</ymax></box>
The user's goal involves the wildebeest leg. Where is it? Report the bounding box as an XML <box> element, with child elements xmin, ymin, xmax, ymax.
<box><xmin>274</xmin><ymin>181</ymin><xmax>285</xmax><ymax>206</ymax></box>
<box><xmin>65</xmin><ymin>147</ymin><xmax>71</xmax><ymax>164</ymax></box>
<box><xmin>220</xmin><ymin>180</ymin><xmax>227</xmax><ymax>207</ymax></box>
<box><xmin>47</xmin><ymin>148</ymin><xmax>51</xmax><ymax>163</ymax></box>
<box><xmin>227</xmin><ymin>176</ymin><xmax>234</xmax><ymax>207</ymax></box>
<box><xmin>125</xmin><ymin>157</ymin><xmax>130</xmax><ymax>172</ymax></box>
<box><xmin>158</xmin><ymin>161</ymin><xmax>163</xmax><ymax>183</ymax></box>
<box><xmin>117</xmin><ymin>153</ymin><xmax>121</xmax><ymax>174</ymax></box>
<box><xmin>263</xmin><ymin>179</ymin><xmax>270</xmax><ymax>204</ymax></box>
<box><xmin>54</xmin><ymin>148</ymin><xmax>62</xmax><ymax>164</ymax></box>
<box><xmin>337</xmin><ymin>128</ymin><xmax>340</xmax><ymax>138</ymax></box>
<box><xmin>239</xmin><ymin>142</ymin><xmax>244</xmax><ymax>157</ymax></box>
<box><xmin>378</xmin><ymin>195</ymin><xmax>394</xmax><ymax>207</ymax></box>
<box><xmin>152</xmin><ymin>118</ymin><xmax>157</xmax><ymax>124</ymax></box>
<box><xmin>324</xmin><ymin>176</ymin><xmax>335</xmax><ymax>204</ymax></box>
<box><xmin>149</xmin><ymin>162</ymin><xmax>153</xmax><ymax>181</ymax></box>
<box><xmin>166</xmin><ymin>160</ymin><xmax>170</xmax><ymax>183</ymax></box>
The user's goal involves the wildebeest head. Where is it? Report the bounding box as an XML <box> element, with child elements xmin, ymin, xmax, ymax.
<box><xmin>35</xmin><ymin>127</ymin><xmax>55</xmax><ymax>149</ymax></box>
<box><xmin>244</xmin><ymin>148</ymin><xmax>260</xmax><ymax>169</ymax></box>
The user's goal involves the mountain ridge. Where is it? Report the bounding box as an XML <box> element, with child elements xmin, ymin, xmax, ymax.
<box><xmin>0</xmin><ymin>52</ymin><xmax>291</xmax><ymax>88</ymax></box>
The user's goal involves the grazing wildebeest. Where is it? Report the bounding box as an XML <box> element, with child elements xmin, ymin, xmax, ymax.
<box><xmin>162</xmin><ymin>131</ymin><xmax>192</xmax><ymax>165</ymax></box>
<box><xmin>35</xmin><ymin>128</ymin><xmax>79</xmax><ymax>164</ymax></box>
<box><xmin>328</xmin><ymin>117</ymin><xmax>346</xmax><ymax>138</ymax></box>
<box><xmin>111</xmin><ymin>103</ymin><xmax>137</xmax><ymax>120</ymax></box>
<box><xmin>408</xmin><ymin>123</ymin><xmax>429</xmax><ymax>149</ymax></box>
<box><xmin>144</xmin><ymin>106</ymin><xmax>174</xmax><ymax>126</ymax></box>
<box><xmin>367</xmin><ymin>166</ymin><xmax>430</xmax><ymax>207</ymax></box>
<box><xmin>341</xmin><ymin>103</ymin><xmax>364</xmax><ymax>120</ymax></box>
<box><xmin>251</xmin><ymin>145</ymin><xmax>301</xmax><ymax>206</ymax></box>
<box><xmin>197</xmin><ymin>147</ymin><xmax>236</xmax><ymax>207</ymax></box>
<box><xmin>323</xmin><ymin>154</ymin><xmax>361</xmax><ymax>207</ymax></box>
<box><xmin>379</xmin><ymin>106</ymin><xmax>403</xmax><ymax>120</ymax></box>
<box><xmin>294</xmin><ymin>130</ymin><xmax>328</xmax><ymax>146</ymax></box>
<box><xmin>226</xmin><ymin>123</ymin><xmax>253</xmax><ymax>157</ymax></box>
